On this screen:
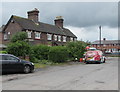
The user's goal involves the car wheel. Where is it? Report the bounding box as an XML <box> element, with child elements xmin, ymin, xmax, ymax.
<box><xmin>23</xmin><ymin>65</ymin><xmax>31</xmax><ymax>74</ymax></box>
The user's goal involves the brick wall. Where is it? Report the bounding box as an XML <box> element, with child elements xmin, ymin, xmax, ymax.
<box><xmin>0</xmin><ymin>32</ymin><xmax>3</xmax><ymax>44</ymax></box>
<box><xmin>3</xmin><ymin>21</ymin><xmax>22</xmax><ymax>44</ymax></box>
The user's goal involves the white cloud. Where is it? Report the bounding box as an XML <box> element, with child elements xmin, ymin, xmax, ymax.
<box><xmin>65</xmin><ymin>26</ymin><xmax>118</xmax><ymax>42</ymax></box>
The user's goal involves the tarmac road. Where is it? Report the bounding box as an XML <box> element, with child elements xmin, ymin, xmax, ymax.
<box><xmin>2</xmin><ymin>57</ymin><xmax>118</xmax><ymax>90</ymax></box>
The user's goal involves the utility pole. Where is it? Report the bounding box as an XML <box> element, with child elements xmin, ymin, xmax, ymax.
<box><xmin>99</xmin><ymin>25</ymin><xmax>101</xmax><ymax>50</ymax></box>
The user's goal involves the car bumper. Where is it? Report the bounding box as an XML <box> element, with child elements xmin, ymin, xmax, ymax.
<box><xmin>85</xmin><ymin>60</ymin><xmax>101</xmax><ymax>63</ymax></box>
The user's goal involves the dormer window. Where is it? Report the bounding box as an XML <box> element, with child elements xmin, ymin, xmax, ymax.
<box><xmin>63</xmin><ymin>36</ymin><xmax>66</xmax><ymax>42</ymax></box>
<box><xmin>47</xmin><ymin>33</ymin><xmax>52</xmax><ymax>40</ymax></box>
<box><xmin>35</xmin><ymin>32</ymin><xmax>41</xmax><ymax>39</ymax></box>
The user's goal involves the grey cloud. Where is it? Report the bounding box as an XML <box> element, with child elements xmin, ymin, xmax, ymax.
<box><xmin>2</xmin><ymin>2</ymin><xmax>118</xmax><ymax>28</ymax></box>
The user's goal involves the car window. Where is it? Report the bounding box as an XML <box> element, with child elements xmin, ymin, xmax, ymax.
<box><xmin>0</xmin><ymin>55</ymin><xmax>2</xmax><ymax>61</ymax></box>
<box><xmin>0</xmin><ymin>55</ymin><xmax>2</xmax><ymax>60</ymax></box>
<box><xmin>2</xmin><ymin>55</ymin><xmax>19</xmax><ymax>62</ymax></box>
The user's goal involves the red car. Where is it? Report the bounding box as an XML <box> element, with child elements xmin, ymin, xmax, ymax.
<box><xmin>84</xmin><ymin>48</ymin><xmax>106</xmax><ymax>64</ymax></box>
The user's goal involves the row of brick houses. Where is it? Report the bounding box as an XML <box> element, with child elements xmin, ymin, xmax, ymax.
<box><xmin>91</xmin><ymin>38</ymin><xmax>120</xmax><ymax>53</ymax></box>
<box><xmin>1</xmin><ymin>8</ymin><xmax>77</xmax><ymax>47</ymax></box>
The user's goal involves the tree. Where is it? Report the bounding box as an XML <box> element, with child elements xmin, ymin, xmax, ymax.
<box><xmin>7</xmin><ymin>41</ymin><xmax>30</xmax><ymax>58</ymax></box>
<box><xmin>66</xmin><ymin>41</ymin><xmax>87</xmax><ymax>60</ymax></box>
<box><xmin>11</xmin><ymin>32</ymin><xmax>28</xmax><ymax>42</ymax></box>
<box><xmin>7</xmin><ymin>32</ymin><xmax>30</xmax><ymax>59</ymax></box>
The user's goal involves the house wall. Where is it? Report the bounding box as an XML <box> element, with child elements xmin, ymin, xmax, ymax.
<box><xmin>92</xmin><ymin>43</ymin><xmax>120</xmax><ymax>52</ymax></box>
<box><xmin>0</xmin><ymin>32</ymin><xmax>3</xmax><ymax>44</ymax></box>
<box><xmin>3</xmin><ymin>20</ymin><xmax>76</xmax><ymax>46</ymax></box>
<box><xmin>3</xmin><ymin>21</ymin><xmax>23</xmax><ymax>44</ymax></box>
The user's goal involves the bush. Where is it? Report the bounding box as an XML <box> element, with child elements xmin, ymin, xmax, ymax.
<box><xmin>7</xmin><ymin>41</ymin><xmax>30</xmax><ymax>58</ymax></box>
<box><xmin>66</xmin><ymin>41</ymin><xmax>87</xmax><ymax>60</ymax></box>
<box><xmin>48</xmin><ymin>46</ymin><xmax>68</xmax><ymax>63</ymax></box>
<box><xmin>30</xmin><ymin>45</ymin><xmax>50</xmax><ymax>62</ymax></box>
<box><xmin>0</xmin><ymin>51</ymin><xmax>7</xmax><ymax>54</ymax></box>
<box><xmin>11</xmin><ymin>32</ymin><xmax>28</xmax><ymax>42</ymax></box>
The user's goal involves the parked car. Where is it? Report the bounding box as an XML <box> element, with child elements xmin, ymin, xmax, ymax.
<box><xmin>0</xmin><ymin>54</ymin><xmax>34</xmax><ymax>74</ymax></box>
<box><xmin>84</xmin><ymin>48</ymin><xmax>106</xmax><ymax>64</ymax></box>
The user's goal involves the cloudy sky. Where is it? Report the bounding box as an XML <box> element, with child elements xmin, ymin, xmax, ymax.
<box><xmin>1</xmin><ymin>1</ymin><xmax>118</xmax><ymax>42</ymax></box>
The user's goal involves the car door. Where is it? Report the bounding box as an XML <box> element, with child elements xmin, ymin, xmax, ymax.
<box><xmin>0</xmin><ymin>55</ymin><xmax>2</xmax><ymax>74</ymax></box>
<box><xmin>7</xmin><ymin>55</ymin><xmax>23</xmax><ymax>72</ymax></box>
<box><xmin>2</xmin><ymin>55</ymin><xmax>11</xmax><ymax>73</ymax></box>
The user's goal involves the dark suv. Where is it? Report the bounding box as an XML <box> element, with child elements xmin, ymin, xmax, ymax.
<box><xmin>0</xmin><ymin>54</ymin><xmax>34</xmax><ymax>74</ymax></box>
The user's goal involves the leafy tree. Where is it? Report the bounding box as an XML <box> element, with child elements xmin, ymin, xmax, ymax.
<box><xmin>7</xmin><ymin>32</ymin><xmax>30</xmax><ymax>59</ymax></box>
<box><xmin>66</xmin><ymin>41</ymin><xmax>87</xmax><ymax>60</ymax></box>
<box><xmin>11</xmin><ymin>32</ymin><xmax>28</xmax><ymax>42</ymax></box>
<box><xmin>7</xmin><ymin>41</ymin><xmax>30</xmax><ymax>58</ymax></box>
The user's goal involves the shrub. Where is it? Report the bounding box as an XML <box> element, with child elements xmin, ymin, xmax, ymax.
<box><xmin>0</xmin><ymin>51</ymin><xmax>7</xmax><ymax>54</ymax></box>
<box><xmin>11</xmin><ymin>32</ymin><xmax>28</xmax><ymax>42</ymax></box>
<box><xmin>66</xmin><ymin>41</ymin><xmax>87</xmax><ymax>60</ymax></box>
<box><xmin>7</xmin><ymin>41</ymin><xmax>30</xmax><ymax>58</ymax></box>
<box><xmin>48</xmin><ymin>46</ymin><xmax>68</xmax><ymax>63</ymax></box>
<box><xmin>30</xmin><ymin>45</ymin><xmax>50</xmax><ymax>62</ymax></box>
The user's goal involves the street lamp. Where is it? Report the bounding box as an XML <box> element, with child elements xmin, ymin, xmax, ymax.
<box><xmin>99</xmin><ymin>25</ymin><xmax>102</xmax><ymax>49</ymax></box>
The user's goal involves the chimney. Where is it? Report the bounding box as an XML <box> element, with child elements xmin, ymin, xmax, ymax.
<box><xmin>27</xmin><ymin>8</ymin><xmax>39</xmax><ymax>23</ymax></box>
<box><xmin>54</xmin><ymin>16</ymin><xmax>64</xmax><ymax>28</ymax></box>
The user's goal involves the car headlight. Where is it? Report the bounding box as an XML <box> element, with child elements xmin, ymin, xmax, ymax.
<box><xmin>31</xmin><ymin>63</ymin><xmax>34</xmax><ymax>65</ymax></box>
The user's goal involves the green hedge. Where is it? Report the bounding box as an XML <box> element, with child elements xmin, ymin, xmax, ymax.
<box><xmin>30</xmin><ymin>45</ymin><xmax>50</xmax><ymax>62</ymax></box>
<box><xmin>48</xmin><ymin>46</ymin><xmax>68</xmax><ymax>63</ymax></box>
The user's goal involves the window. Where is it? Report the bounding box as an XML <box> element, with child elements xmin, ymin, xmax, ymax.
<box><xmin>2</xmin><ymin>55</ymin><xmax>19</xmax><ymax>62</ymax></box>
<box><xmin>54</xmin><ymin>35</ymin><xmax>57</xmax><ymax>41</ymax></box>
<box><xmin>27</xmin><ymin>31</ymin><xmax>32</xmax><ymax>38</ymax></box>
<box><xmin>4</xmin><ymin>34</ymin><xmax>7</xmax><ymax>40</ymax></box>
<box><xmin>58</xmin><ymin>35</ymin><xmax>61</xmax><ymax>42</ymax></box>
<box><xmin>63</xmin><ymin>36</ymin><xmax>66</xmax><ymax>42</ymax></box>
<box><xmin>47</xmin><ymin>34</ymin><xmax>52</xmax><ymax>40</ymax></box>
<box><xmin>35</xmin><ymin>32</ymin><xmax>41</xmax><ymax>39</ymax></box>
<box><xmin>74</xmin><ymin>38</ymin><xmax>77</xmax><ymax>41</ymax></box>
<box><xmin>70</xmin><ymin>37</ymin><xmax>73</xmax><ymax>42</ymax></box>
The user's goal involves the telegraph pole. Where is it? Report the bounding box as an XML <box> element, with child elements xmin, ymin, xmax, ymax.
<box><xmin>99</xmin><ymin>25</ymin><xmax>101</xmax><ymax>49</ymax></box>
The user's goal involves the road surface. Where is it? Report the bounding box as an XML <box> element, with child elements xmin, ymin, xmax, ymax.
<box><xmin>2</xmin><ymin>57</ymin><xmax>118</xmax><ymax>90</ymax></box>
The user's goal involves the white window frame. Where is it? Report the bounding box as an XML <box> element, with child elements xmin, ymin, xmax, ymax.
<box><xmin>4</xmin><ymin>33</ymin><xmax>7</xmax><ymax>40</ymax></box>
<box><xmin>70</xmin><ymin>37</ymin><xmax>73</xmax><ymax>42</ymax></box>
<box><xmin>74</xmin><ymin>38</ymin><xmax>77</xmax><ymax>41</ymax></box>
<box><xmin>63</xmin><ymin>36</ymin><xmax>66</xmax><ymax>42</ymax></box>
<box><xmin>58</xmin><ymin>35</ymin><xmax>61</xmax><ymax>42</ymax></box>
<box><xmin>54</xmin><ymin>35</ymin><xmax>57</xmax><ymax>41</ymax></box>
<box><xmin>47</xmin><ymin>33</ymin><xmax>52</xmax><ymax>41</ymax></box>
<box><xmin>27</xmin><ymin>30</ymin><xmax>32</xmax><ymax>38</ymax></box>
<box><xmin>35</xmin><ymin>32</ymin><xmax>41</xmax><ymax>39</ymax></box>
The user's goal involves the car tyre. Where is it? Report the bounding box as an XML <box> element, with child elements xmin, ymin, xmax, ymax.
<box><xmin>23</xmin><ymin>65</ymin><xmax>31</xmax><ymax>74</ymax></box>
